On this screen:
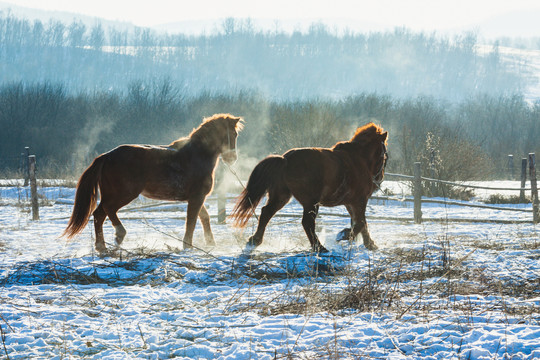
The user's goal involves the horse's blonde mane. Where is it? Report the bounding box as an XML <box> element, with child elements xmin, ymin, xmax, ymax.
<box><xmin>168</xmin><ymin>114</ymin><xmax>243</xmax><ymax>150</ymax></box>
<box><xmin>190</xmin><ymin>113</ymin><xmax>243</xmax><ymax>146</ymax></box>
<box><xmin>199</xmin><ymin>113</ymin><xmax>244</xmax><ymax>131</ymax></box>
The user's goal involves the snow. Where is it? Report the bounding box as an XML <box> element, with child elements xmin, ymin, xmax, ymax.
<box><xmin>0</xmin><ymin>180</ymin><xmax>539</xmax><ymax>359</ymax></box>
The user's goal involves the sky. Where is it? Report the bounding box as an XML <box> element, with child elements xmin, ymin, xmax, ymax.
<box><xmin>2</xmin><ymin>0</ymin><xmax>540</xmax><ymax>36</ymax></box>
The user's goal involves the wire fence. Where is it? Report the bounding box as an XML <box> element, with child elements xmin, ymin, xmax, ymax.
<box><xmin>383</xmin><ymin>156</ymin><xmax>539</xmax><ymax>224</ymax></box>
<box><xmin>3</xmin><ymin>153</ymin><xmax>540</xmax><ymax>225</ymax></box>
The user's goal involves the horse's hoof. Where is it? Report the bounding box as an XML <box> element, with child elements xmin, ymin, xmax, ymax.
<box><xmin>95</xmin><ymin>244</ymin><xmax>108</xmax><ymax>254</ymax></box>
<box><xmin>314</xmin><ymin>245</ymin><xmax>329</xmax><ymax>254</ymax></box>
<box><xmin>242</xmin><ymin>242</ymin><xmax>256</xmax><ymax>255</ymax></box>
<box><xmin>365</xmin><ymin>243</ymin><xmax>378</xmax><ymax>251</ymax></box>
<box><xmin>96</xmin><ymin>248</ymin><xmax>110</xmax><ymax>257</ymax></box>
<box><xmin>205</xmin><ymin>236</ymin><xmax>216</xmax><ymax>246</ymax></box>
<box><xmin>336</xmin><ymin>228</ymin><xmax>351</xmax><ymax>242</ymax></box>
<box><xmin>247</xmin><ymin>235</ymin><xmax>262</xmax><ymax>248</ymax></box>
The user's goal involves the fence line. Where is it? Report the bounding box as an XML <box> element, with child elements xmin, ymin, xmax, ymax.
<box><xmin>370</xmin><ymin>195</ymin><xmax>533</xmax><ymax>213</ymax></box>
<box><xmin>386</xmin><ymin>156</ymin><xmax>539</xmax><ymax>224</ymax></box>
<box><xmin>5</xmin><ymin>149</ymin><xmax>539</xmax><ymax>225</ymax></box>
<box><xmin>385</xmin><ymin>173</ymin><xmax>532</xmax><ymax>192</ymax></box>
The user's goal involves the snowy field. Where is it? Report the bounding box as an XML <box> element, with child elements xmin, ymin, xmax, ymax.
<box><xmin>0</xmin><ymin>180</ymin><xmax>539</xmax><ymax>359</ymax></box>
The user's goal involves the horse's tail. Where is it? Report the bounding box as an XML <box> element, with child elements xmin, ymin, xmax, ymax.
<box><xmin>230</xmin><ymin>155</ymin><xmax>286</xmax><ymax>228</ymax></box>
<box><xmin>63</xmin><ymin>156</ymin><xmax>105</xmax><ymax>238</ymax></box>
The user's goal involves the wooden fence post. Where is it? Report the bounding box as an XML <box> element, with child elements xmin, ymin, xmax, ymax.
<box><xmin>23</xmin><ymin>146</ymin><xmax>30</xmax><ymax>186</ymax></box>
<box><xmin>507</xmin><ymin>154</ymin><xmax>514</xmax><ymax>180</ymax></box>
<box><xmin>217</xmin><ymin>165</ymin><xmax>227</xmax><ymax>224</ymax></box>
<box><xmin>413</xmin><ymin>162</ymin><xmax>422</xmax><ymax>224</ymax></box>
<box><xmin>217</xmin><ymin>191</ymin><xmax>226</xmax><ymax>224</ymax></box>
<box><xmin>520</xmin><ymin>158</ymin><xmax>527</xmax><ymax>203</ymax></box>
<box><xmin>529</xmin><ymin>153</ymin><xmax>539</xmax><ymax>224</ymax></box>
<box><xmin>28</xmin><ymin>155</ymin><xmax>39</xmax><ymax>221</ymax></box>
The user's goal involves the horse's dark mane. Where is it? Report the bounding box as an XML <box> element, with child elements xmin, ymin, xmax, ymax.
<box><xmin>332</xmin><ymin>141</ymin><xmax>360</xmax><ymax>152</ymax></box>
<box><xmin>350</xmin><ymin>122</ymin><xmax>385</xmax><ymax>142</ymax></box>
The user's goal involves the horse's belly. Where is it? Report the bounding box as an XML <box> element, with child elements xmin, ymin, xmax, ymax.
<box><xmin>319</xmin><ymin>181</ymin><xmax>349</xmax><ymax>207</ymax></box>
<box><xmin>319</xmin><ymin>198</ymin><xmax>343</xmax><ymax>207</ymax></box>
<box><xmin>141</xmin><ymin>191</ymin><xmax>186</xmax><ymax>201</ymax></box>
<box><xmin>141</xmin><ymin>182</ymin><xmax>187</xmax><ymax>201</ymax></box>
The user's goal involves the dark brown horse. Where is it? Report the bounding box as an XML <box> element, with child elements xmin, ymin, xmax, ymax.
<box><xmin>230</xmin><ymin>122</ymin><xmax>388</xmax><ymax>253</ymax></box>
<box><xmin>63</xmin><ymin>113</ymin><xmax>243</xmax><ymax>253</ymax></box>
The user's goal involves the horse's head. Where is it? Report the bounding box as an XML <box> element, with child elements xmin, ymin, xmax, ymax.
<box><xmin>217</xmin><ymin>114</ymin><xmax>244</xmax><ymax>165</ymax></box>
<box><xmin>351</xmin><ymin>123</ymin><xmax>388</xmax><ymax>186</ymax></box>
<box><xmin>377</xmin><ymin>132</ymin><xmax>389</xmax><ymax>177</ymax></box>
<box><xmin>189</xmin><ymin>114</ymin><xmax>244</xmax><ymax>165</ymax></box>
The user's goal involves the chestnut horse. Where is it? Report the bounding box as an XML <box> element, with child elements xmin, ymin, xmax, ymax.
<box><xmin>63</xmin><ymin>114</ymin><xmax>243</xmax><ymax>253</ymax></box>
<box><xmin>230</xmin><ymin>122</ymin><xmax>387</xmax><ymax>253</ymax></box>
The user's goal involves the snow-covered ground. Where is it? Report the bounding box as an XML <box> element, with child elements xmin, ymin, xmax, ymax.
<box><xmin>0</xmin><ymin>180</ymin><xmax>539</xmax><ymax>359</ymax></box>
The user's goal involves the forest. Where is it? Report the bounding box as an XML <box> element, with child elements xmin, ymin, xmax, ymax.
<box><xmin>0</xmin><ymin>13</ymin><xmax>539</xmax><ymax>180</ymax></box>
<box><xmin>0</xmin><ymin>13</ymin><xmax>528</xmax><ymax>99</ymax></box>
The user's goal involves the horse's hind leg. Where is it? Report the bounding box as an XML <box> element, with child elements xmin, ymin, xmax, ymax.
<box><xmin>93</xmin><ymin>204</ymin><xmax>108</xmax><ymax>253</ymax></box>
<box><xmin>247</xmin><ymin>187</ymin><xmax>291</xmax><ymax>249</ymax></box>
<box><xmin>301</xmin><ymin>204</ymin><xmax>327</xmax><ymax>253</ymax></box>
<box><xmin>106</xmin><ymin>210</ymin><xmax>127</xmax><ymax>247</ymax></box>
<box><xmin>198</xmin><ymin>205</ymin><xmax>215</xmax><ymax>246</ymax></box>
<box><xmin>99</xmin><ymin>191</ymin><xmax>138</xmax><ymax>250</ymax></box>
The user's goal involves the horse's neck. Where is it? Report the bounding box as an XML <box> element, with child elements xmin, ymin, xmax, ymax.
<box><xmin>169</xmin><ymin>137</ymin><xmax>189</xmax><ymax>150</ymax></box>
<box><xmin>190</xmin><ymin>130</ymin><xmax>224</xmax><ymax>155</ymax></box>
<box><xmin>171</xmin><ymin>137</ymin><xmax>220</xmax><ymax>158</ymax></box>
<box><xmin>336</xmin><ymin>142</ymin><xmax>376</xmax><ymax>168</ymax></box>
<box><xmin>184</xmin><ymin>139</ymin><xmax>221</xmax><ymax>166</ymax></box>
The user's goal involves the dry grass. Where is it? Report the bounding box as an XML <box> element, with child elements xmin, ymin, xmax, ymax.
<box><xmin>1</xmin><ymin>230</ymin><xmax>538</xmax><ymax>359</ymax></box>
<box><xmin>224</xmin><ymin>234</ymin><xmax>540</xmax><ymax>320</ymax></box>
<box><xmin>485</xmin><ymin>194</ymin><xmax>530</xmax><ymax>204</ymax></box>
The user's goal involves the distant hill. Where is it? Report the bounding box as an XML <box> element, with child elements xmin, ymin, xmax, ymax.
<box><xmin>151</xmin><ymin>17</ymin><xmax>390</xmax><ymax>36</ymax></box>
<box><xmin>2</xmin><ymin>0</ymin><xmax>540</xmax><ymax>41</ymax></box>
<box><xmin>0</xmin><ymin>1</ymin><xmax>137</xmax><ymax>31</ymax></box>
<box><xmin>0</xmin><ymin>0</ymin><xmax>538</xmax><ymax>102</ymax></box>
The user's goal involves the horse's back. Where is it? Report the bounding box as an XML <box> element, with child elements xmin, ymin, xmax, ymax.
<box><xmin>102</xmin><ymin>144</ymin><xmax>177</xmax><ymax>168</ymax></box>
<box><xmin>283</xmin><ymin>148</ymin><xmax>337</xmax><ymax>177</ymax></box>
<box><xmin>96</xmin><ymin>144</ymin><xmax>180</xmax><ymax>195</ymax></box>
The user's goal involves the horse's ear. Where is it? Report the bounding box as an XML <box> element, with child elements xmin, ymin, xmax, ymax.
<box><xmin>381</xmin><ymin>131</ymin><xmax>388</xmax><ymax>141</ymax></box>
<box><xmin>234</xmin><ymin>117</ymin><xmax>245</xmax><ymax>131</ymax></box>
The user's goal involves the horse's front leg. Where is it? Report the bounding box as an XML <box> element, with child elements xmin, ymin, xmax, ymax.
<box><xmin>301</xmin><ymin>204</ymin><xmax>328</xmax><ymax>253</ymax></box>
<box><xmin>346</xmin><ymin>201</ymin><xmax>377</xmax><ymax>251</ymax></box>
<box><xmin>198</xmin><ymin>204</ymin><xmax>215</xmax><ymax>246</ymax></box>
<box><xmin>183</xmin><ymin>196</ymin><xmax>205</xmax><ymax>249</ymax></box>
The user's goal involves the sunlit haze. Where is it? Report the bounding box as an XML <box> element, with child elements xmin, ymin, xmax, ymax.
<box><xmin>2</xmin><ymin>0</ymin><xmax>540</xmax><ymax>36</ymax></box>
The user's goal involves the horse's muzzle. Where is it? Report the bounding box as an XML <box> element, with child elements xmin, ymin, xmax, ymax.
<box><xmin>222</xmin><ymin>149</ymin><xmax>237</xmax><ymax>165</ymax></box>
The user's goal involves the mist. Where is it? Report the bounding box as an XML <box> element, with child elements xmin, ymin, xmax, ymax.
<box><xmin>0</xmin><ymin>13</ymin><xmax>533</xmax><ymax>102</ymax></box>
<box><xmin>1</xmin><ymin>12</ymin><xmax>539</xmax><ymax>181</ymax></box>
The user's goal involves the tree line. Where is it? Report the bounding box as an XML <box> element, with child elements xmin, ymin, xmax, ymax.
<box><xmin>1</xmin><ymin>81</ymin><xmax>538</xmax><ymax>180</ymax></box>
<box><xmin>0</xmin><ymin>13</ymin><xmax>528</xmax><ymax>101</ymax></box>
